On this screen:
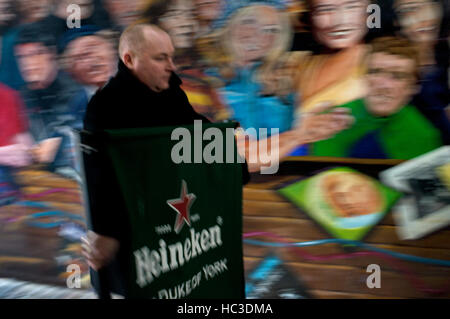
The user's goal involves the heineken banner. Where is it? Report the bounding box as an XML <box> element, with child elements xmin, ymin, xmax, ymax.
<box><xmin>103</xmin><ymin>122</ymin><xmax>244</xmax><ymax>299</ymax></box>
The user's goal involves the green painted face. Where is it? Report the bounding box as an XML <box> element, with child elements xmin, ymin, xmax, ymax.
<box><xmin>365</xmin><ymin>52</ymin><xmax>416</xmax><ymax>117</ymax></box>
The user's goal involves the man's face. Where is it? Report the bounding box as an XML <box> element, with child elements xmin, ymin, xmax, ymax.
<box><xmin>159</xmin><ymin>0</ymin><xmax>198</xmax><ymax>49</ymax></box>
<box><xmin>310</xmin><ymin>0</ymin><xmax>368</xmax><ymax>49</ymax></box>
<box><xmin>365</xmin><ymin>52</ymin><xmax>417</xmax><ymax>117</ymax></box>
<box><xmin>103</xmin><ymin>0</ymin><xmax>146</xmax><ymax>27</ymax></box>
<box><xmin>130</xmin><ymin>30</ymin><xmax>176</xmax><ymax>92</ymax></box>
<box><xmin>15</xmin><ymin>42</ymin><xmax>57</xmax><ymax>89</ymax></box>
<box><xmin>67</xmin><ymin>36</ymin><xmax>116</xmax><ymax>87</ymax></box>
<box><xmin>394</xmin><ymin>0</ymin><xmax>443</xmax><ymax>44</ymax></box>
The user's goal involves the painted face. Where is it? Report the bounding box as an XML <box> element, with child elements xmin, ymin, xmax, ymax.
<box><xmin>324</xmin><ymin>173</ymin><xmax>382</xmax><ymax>217</ymax></box>
<box><xmin>310</xmin><ymin>0</ymin><xmax>368</xmax><ymax>49</ymax></box>
<box><xmin>103</xmin><ymin>0</ymin><xmax>146</xmax><ymax>27</ymax></box>
<box><xmin>228</xmin><ymin>5</ymin><xmax>283</xmax><ymax>65</ymax></box>
<box><xmin>0</xmin><ymin>0</ymin><xmax>16</xmax><ymax>26</ymax></box>
<box><xmin>159</xmin><ymin>0</ymin><xmax>198</xmax><ymax>50</ymax></box>
<box><xmin>15</xmin><ymin>42</ymin><xmax>57</xmax><ymax>89</ymax></box>
<box><xmin>130</xmin><ymin>30</ymin><xmax>176</xmax><ymax>92</ymax></box>
<box><xmin>193</xmin><ymin>0</ymin><xmax>222</xmax><ymax>23</ymax></box>
<box><xmin>18</xmin><ymin>0</ymin><xmax>51</xmax><ymax>23</ymax></box>
<box><xmin>365</xmin><ymin>52</ymin><xmax>417</xmax><ymax>117</ymax></box>
<box><xmin>394</xmin><ymin>0</ymin><xmax>443</xmax><ymax>44</ymax></box>
<box><xmin>67</xmin><ymin>36</ymin><xmax>116</xmax><ymax>87</ymax></box>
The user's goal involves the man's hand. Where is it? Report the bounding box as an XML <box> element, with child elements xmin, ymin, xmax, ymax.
<box><xmin>31</xmin><ymin>137</ymin><xmax>62</xmax><ymax>163</ymax></box>
<box><xmin>294</xmin><ymin>102</ymin><xmax>354</xmax><ymax>144</ymax></box>
<box><xmin>81</xmin><ymin>231</ymin><xmax>120</xmax><ymax>271</ymax></box>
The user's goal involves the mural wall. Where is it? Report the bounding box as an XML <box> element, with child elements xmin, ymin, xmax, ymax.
<box><xmin>0</xmin><ymin>0</ymin><xmax>448</xmax><ymax>291</ymax></box>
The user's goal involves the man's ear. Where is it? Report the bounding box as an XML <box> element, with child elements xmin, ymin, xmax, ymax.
<box><xmin>122</xmin><ymin>52</ymin><xmax>134</xmax><ymax>69</ymax></box>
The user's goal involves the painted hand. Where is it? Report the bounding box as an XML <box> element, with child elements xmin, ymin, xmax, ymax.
<box><xmin>295</xmin><ymin>102</ymin><xmax>354</xmax><ymax>144</ymax></box>
<box><xmin>0</xmin><ymin>144</ymin><xmax>33</xmax><ymax>167</ymax></box>
<box><xmin>31</xmin><ymin>137</ymin><xmax>62</xmax><ymax>163</ymax></box>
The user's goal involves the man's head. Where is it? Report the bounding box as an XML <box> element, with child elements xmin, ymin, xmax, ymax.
<box><xmin>307</xmin><ymin>0</ymin><xmax>369</xmax><ymax>49</ymax></box>
<box><xmin>119</xmin><ymin>24</ymin><xmax>176</xmax><ymax>92</ymax></box>
<box><xmin>15</xmin><ymin>25</ymin><xmax>58</xmax><ymax>90</ymax></box>
<box><xmin>365</xmin><ymin>36</ymin><xmax>419</xmax><ymax>117</ymax></box>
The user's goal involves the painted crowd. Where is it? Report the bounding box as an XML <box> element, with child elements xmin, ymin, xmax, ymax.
<box><xmin>0</xmin><ymin>0</ymin><xmax>449</xmax><ymax>196</ymax></box>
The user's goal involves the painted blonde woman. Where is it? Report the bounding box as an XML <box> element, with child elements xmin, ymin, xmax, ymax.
<box><xmin>213</xmin><ymin>3</ymin><xmax>295</xmax><ymax>136</ymax></box>
<box><xmin>205</xmin><ymin>1</ymin><xmax>353</xmax><ymax>172</ymax></box>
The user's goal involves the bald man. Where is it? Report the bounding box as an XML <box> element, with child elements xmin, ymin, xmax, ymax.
<box><xmin>83</xmin><ymin>24</ymin><xmax>207</xmax><ymax>132</ymax></box>
<box><xmin>82</xmin><ymin>24</ymin><xmax>220</xmax><ymax>297</ymax></box>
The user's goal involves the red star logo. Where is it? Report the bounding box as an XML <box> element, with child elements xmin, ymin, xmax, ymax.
<box><xmin>167</xmin><ymin>180</ymin><xmax>196</xmax><ymax>233</ymax></box>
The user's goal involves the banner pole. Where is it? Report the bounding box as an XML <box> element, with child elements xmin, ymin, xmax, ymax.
<box><xmin>96</xmin><ymin>269</ymin><xmax>111</xmax><ymax>299</ymax></box>
<box><xmin>78</xmin><ymin>130</ymin><xmax>111</xmax><ymax>299</ymax></box>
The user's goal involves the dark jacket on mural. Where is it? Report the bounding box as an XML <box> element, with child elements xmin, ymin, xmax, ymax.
<box><xmin>21</xmin><ymin>71</ymin><xmax>82</xmax><ymax>170</ymax></box>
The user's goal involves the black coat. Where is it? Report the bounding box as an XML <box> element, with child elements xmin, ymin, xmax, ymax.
<box><xmin>81</xmin><ymin>60</ymin><xmax>248</xmax><ymax>296</ymax></box>
<box><xmin>83</xmin><ymin>60</ymin><xmax>216</xmax><ymax>237</ymax></box>
<box><xmin>84</xmin><ymin>61</ymin><xmax>211</xmax><ymax>131</ymax></box>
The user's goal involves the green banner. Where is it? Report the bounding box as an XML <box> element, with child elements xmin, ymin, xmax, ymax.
<box><xmin>104</xmin><ymin>122</ymin><xmax>244</xmax><ymax>299</ymax></box>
